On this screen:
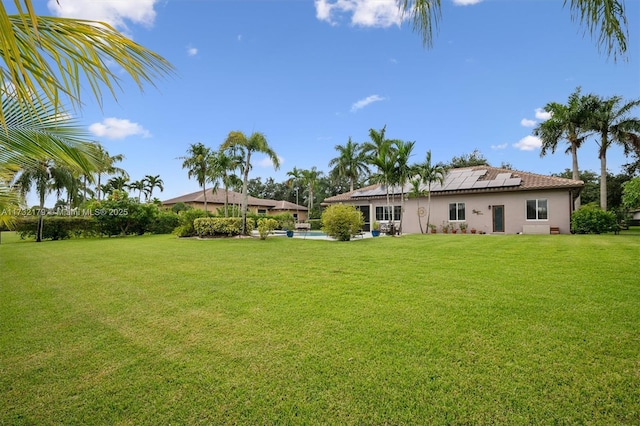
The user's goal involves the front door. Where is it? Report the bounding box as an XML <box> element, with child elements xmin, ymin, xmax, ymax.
<box><xmin>492</xmin><ymin>205</ymin><xmax>505</xmax><ymax>233</ymax></box>
<box><xmin>357</xmin><ymin>206</ymin><xmax>371</xmax><ymax>231</ymax></box>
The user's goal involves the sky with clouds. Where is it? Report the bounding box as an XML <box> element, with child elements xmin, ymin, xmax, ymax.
<box><xmin>13</xmin><ymin>0</ymin><xmax>640</xmax><ymax>202</ymax></box>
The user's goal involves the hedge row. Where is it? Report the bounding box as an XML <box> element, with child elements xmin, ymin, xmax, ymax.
<box><xmin>193</xmin><ymin>217</ymin><xmax>252</xmax><ymax>237</ymax></box>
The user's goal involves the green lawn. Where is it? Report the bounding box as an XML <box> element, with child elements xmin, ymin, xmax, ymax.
<box><xmin>1</xmin><ymin>232</ymin><xmax>639</xmax><ymax>424</ymax></box>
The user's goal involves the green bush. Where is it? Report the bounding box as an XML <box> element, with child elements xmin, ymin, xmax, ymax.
<box><xmin>193</xmin><ymin>217</ymin><xmax>245</xmax><ymax>237</ymax></box>
<box><xmin>270</xmin><ymin>213</ymin><xmax>295</xmax><ymax>230</ymax></box>
<box><xmin>174</xmin><ymin>209</ymin><xmax>210</xmax><ymax>237</ymax></box>
<box><xmin>149</xmin><ymin>211</ymin><xmax>180</xmax><ymax>235</ymax></box>
<box><xmin>14</xmin><ymin>216</ymin><xmax>97</xmax><ymax>240</ymax></box>
<box><xmin>171</xmin><ymin>202</ymin><xmax>191</xmax><ymax>214</ymax></box>
<box><xmin>321</xmin><ymin>204</ymin><xmax>364</xmax><ymax>241</ymax></box>
<box><xmin>257</xmin><ymin>218</ymin><xmax>278</xmax><ymax>240</ymax></box>
<box><xmin>308</xmin><ymin>219</ymin><xmax>322</xmax><ymax>230</ymax></box>
<box><xmin>571</xmin><ymin>204</ymin><xmax>618</xmax><ymax>234</ymax></box>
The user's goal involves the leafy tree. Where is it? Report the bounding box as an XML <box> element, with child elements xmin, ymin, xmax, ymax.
<box><xmin>128</xmin><ymin>179</ymin><xmax>147</xmax><ymax>203</ymax></box>
<box><xmin>328</xmin><ymin>137</ymin><xmax>370</xmax><ymax>192</ymax></box>
<box><xmin>442</xmin><ymin>149</ymin><xmax>489</xmax><ymax>169</ymax></box>
<box><xmin>401</xmin><ymin>0</ymin><xmax>629</xmax><ymax>59</ymax></box>
<box><xmin>552</xmin><ymin>169</ymin><xmax>599</xmax><ymax>205</ymax></box>
<box><xmin>180</xmin><ymin>142</ymin><xmax>214</xmax><ymax>212</ymax></box>
<box><xmin>622</xmin><ymin>177</ymin><xmax>640</xmax><ymax>210</ymax></box>
<box><xmin>414</xmin><ymin>150</ymin><xmax>446</xmax><ymax>232</ymax></box>
<box><xmin>586</xmin><ymin>94</ymin><xmax>640</xmax><ymax>210</ymax></box>
<box><xmin>321</xmin><ymin>204</ymin><xmax>364</xmax><ymax>241</ymax></box>
<box><xmin>534</xmin><ymin>87</ymin><xmax>597</xmax><ymax>209</ymax></box>
<box><xmin>220</xmin><ymin>131</ymin><xmax>280</xmax><ymax>234</ymax></box>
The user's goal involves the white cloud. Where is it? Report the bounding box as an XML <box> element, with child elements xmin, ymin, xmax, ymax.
<box><xmin>237</xmin><ymin>34</ymin><xmax>243</xmax><ymax>42</ymax></box>
<box><xmin>351</xmin><ymin>94</ymin><xmax>386</xmax><ymax>112</ymax></box>
<box><xmin>257</xmin><ymin>156</ymin><xmax>284</xmax><ymax>169</ymax></box>
<box><xmin>513</xmin><ymin>135</ymin><xmax>542</xmax><ymax>151</ymax></box>
<box><xmin>535</xmin><ymin>108</ymin><xmax>551</xmax><ymax>121</ymax></box>
<box><xmin>491</xmin><ymin>143</ymin><xmax>508</xmax><ymax>150</ymax></box>
<box><xmin>315</xmin><ymin>0</ymin><xmax>404</xmax><ymax>27</ymax></box>
<box><xmin>520</xmin><ymin>118</ymin><xmax>536</xmax><ymax>127</ymax></box>
<box><xmin>47</xmin><ymin>0</ymin><xmax>158</xmax><ymax>33</ymax></box>
<box><xmin>187</xmin><ymin>47</ymin><xmax>198</xmax><ymax>57</ymax></box>
<box><xmin>453</xmin><ymin>0</ymin><xmax>483</xmax><ymax>5</ymax></box>
<box><xmin>89</xmin><ymin>117</ymin><xmax>151</xmax><ymax>140</ymax></box>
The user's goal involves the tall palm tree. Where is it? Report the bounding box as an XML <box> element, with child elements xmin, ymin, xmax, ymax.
<box><xmin>533</xmin><ymin>87</ymin><xmax>595</xmax><ymax>209</ymax></box>
<box><xmin>0</xmin><ymin>1</ymin><xmax>173</xmax><ymax>128</ymax></box>
<box><xmin>328</xmin><ymin>137</ymin><xmax>370</xmax><ymax>192</ymax></box>
<box><xmin>93</xmin><ymin>145</ymin><xmax>128</xmax><ymax>202</ymax></box>
<box><xmin>414</xmin><ymin>150</ymin><xmax>446</xmax><ymax>232</ymax></box>
<box><xmin>286</xmin><ymin>166</ymin><xmax>304</xmax><ymax>215</ymax></box>
<box><xmin>369</xmin><ymin>141</ymin><xmax>397</xmax><ymax>224</ymax></box>
<box><xmin>144</xmin><ymin>174</ymin><xmax>164</xmax><ymax>202</ymax></box>
<box><xmin>180</xmin><ymin>142</ymin><xmax>214</xmax><ymax>212</ymax></box>
<box><xmin>587</xmin><ymin>95</ymin><xmax>640</xmax><ymax>210</ymax></box>
<box><xmin>392</xmin><ymin>140</ymin><xmax>415</xmax><ymax>234</ymax></box>
<box><xmin>301</xmin><ymin>167</ymin><xmax>322</xmax><ymax>213</ymax></box>
<box><xmin>401</xmin><ymin>0</ymin><xmax>629</xmax><ymax>59</ymax></box>
<box><xmin>108</xmin><ymin>176</ymin><xmax>130</xmax><ymax>192</ymax></box>
<box><xmin>14</xmin><ymin>159</ymin><xmax>70</xmax><ymax>242</ymax></box>
<box><xmin>220</xmin><ymin>131</ymin><xmax>280</xmax><ymax>234</ymax></box>
<box><xmin>408</xmin><ymin>178</ymin><xmax>427</xmax><ymax>234</ymax></box>
<box><xmin>213</xmin><ymin>149</ymin><xmax>243</xmax><ymax>217</ymax></box>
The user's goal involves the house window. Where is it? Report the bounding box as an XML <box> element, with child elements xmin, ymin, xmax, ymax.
<box><xmin>257</xmin><ymin>209</ymin><xmax>267</xmax><ymax>215</ymax></box>
<box><xmin>449</xmin><ymin>202</ymin><xmax>465</xmax><ymax>221</ymax></box>
<box><xmin>526</xmin><ymin>199</ymin><xmax>548</xmax><ymax>220</ymax></box>
<box><xmin>375</xmin><ymin>205</ymin><xmax>401</xmax><ymax>221</ymax></box>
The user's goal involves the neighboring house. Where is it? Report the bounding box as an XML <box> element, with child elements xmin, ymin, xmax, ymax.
<box><xmin>162</xmin><ymin>188</ymin><xmax>308</xmax><ymax>222</ymax></box>
<box><xmin>322</xmin><ymin>166</ymin><xmax>584</xmax><ymax>234</ymax></box>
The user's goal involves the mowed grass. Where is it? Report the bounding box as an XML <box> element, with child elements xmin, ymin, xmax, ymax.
<box><xmin>1</xmin><ymin>232</ymin><xmax>639</xmax><ymax>424</ymax></box>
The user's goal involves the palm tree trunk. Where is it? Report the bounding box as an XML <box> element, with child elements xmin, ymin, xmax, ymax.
<box><xmin>242</xmin><ymin>152</ymin><xmax>252</xmax><ymax>234</ymax></box>
<box><xmin>37</xmin><ymin>191</ymin><xmax>45</xmax><ymax>242</ymax></box>
<box><xmin>426</xmin><ymin>188</ymin><xmax>432</xmax><ymax>233</ymax></box>
<box><xmin>570</xmin><ymin>143</ymin><xmax>581</xmax><ymax>209</ymax></box>
<box><xmin>224</xmin><ymin>184</ymin><xmax>229</xmax><ymax>217</ymax></box>
<box><xmin>600</xmin><ymin>149</ymin><xmax>608</xmax><ymax>211</ymax></box>
<box><xmin>203</xmin><ymin>186</ymin><xmax>208</xmax><ymax>212</ymax></box>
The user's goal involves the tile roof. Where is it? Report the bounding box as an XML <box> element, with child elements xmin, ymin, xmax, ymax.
<box><xmin>322</xmin><ymin>166</ymin><xmax>584</xmax><ymax>204</ymax></box>
<box><xmin>162</xmin><ymin>188</ymin><xmax>308</xmax><ymax>210</ymax></box>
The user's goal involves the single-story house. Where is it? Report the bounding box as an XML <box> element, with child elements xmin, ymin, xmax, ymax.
<box><xmin>162</xmin><ymin>188</ymin><xmax>309</xmax><ymax>221</ymax></box>
<box><xmin>322</xmin><ymin>166</ymin><xmax>584</xmax><ymax>235</ymax></box>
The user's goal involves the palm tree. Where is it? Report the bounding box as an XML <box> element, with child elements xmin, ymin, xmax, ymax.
<box><xmin>220</xmin><ymin>131</ymin><xmax>280</xmax><ymax>234</ymax></box>
<box><xmin>180</xmin><ymin>143</ymin><xmax>214</xmax><ymax>212</ymax></box>
<box><xmin>108</xmin><ymin>176</ymin><xmax>130</xmax><ymax>192</ymax></box>
<box><xmin>14</xmin><ymin>159</ymin><xmax>69</xmax><ymax>242</ymax></box>
<box><xmin>401</xmin><ymin>0</ymin><xmax>629</xmax><ymax>59</ymax></box>
<box><xmin>94</xmin><ymin>145</ymin><xmax>128</xmax><ymax>201</ymax></box>
<box><xmin>533</xmin><ymin>87</ymin><xmax>595</xmax><ymax>209</ymax></box>
<box><xmin>213</xmin><ymin>149</ymin><xmax>243</xmax><ymax>217</ymax></box>
<box><xmin>144</xmin><ymin>174</ymin><xmax>164</xmax><ymax>202</ymax></box>
<box><xmin>587</xmin><ymin>95</ymin><xmax>640</xmax><ymax>210</ymax></box>
<box><xmin>0</xmin><ymin>1</ymin><xmax>173</xmax><ymax>128</ymax></box>
<box><xmin>369</xmin><ymin>141</ymin><xmax>397</xmax><ymax>224</ymax></box>
<box><xmin>128</xmin><ymin>179</ymin><xmax>147</xmax><ymax>203</ymax></box>
<box><xmin>392</xmin><ymin>140</ymin><xmax>415</xmax><ymax>234</ymax></box>
<box><xmin>286</xmin><ymin>166</ymin><xmax>304</xmax><ymax>218</ymax></box>
<box><xmin>408</xmin><ymin>178</ymin><xmax>427</xmax><ymax>234</ymax></box>
<box><xmin>328</xmin><ymin>137</ymin><xmax>370</xmax><ymax>192</ymax></box>
<box><xmin>414</xmin><ymin>150</ymin><xmax>446</xmax><ymax>232</ymax></box>
<box><xmin>301</xmin><ymin>167</ymin><xmax>323</xmax><ymax>214</ymax></box>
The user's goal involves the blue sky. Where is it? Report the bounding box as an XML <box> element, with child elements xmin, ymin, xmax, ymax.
<box><xmin>17</xmin><ymin>0</ymin><xmax>640</xmax><ymax>203</ymax></box>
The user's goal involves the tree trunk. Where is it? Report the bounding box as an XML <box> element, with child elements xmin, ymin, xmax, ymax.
<box><xmin>203</xmin><ymin>186</ymin><xmax>208</xmax><ymax>213</ymax></box>
<box><xmin>570</xmin><ymin>143</ymin><xmax>581</xmax><ymax>209</ymax></box>
<box><xmin>242</xmin><ymin>152</ymin><xmax>252</xmax><ymax>234</ymax></box>
<box><xmin>36</xmin><ymin>191</ymin><xmax>45</xmax><ymax>242</ymax></box>
<box><xmin>600</xmin><ymin>150</ymin><xmax>608</xmax><ymax>211</ymax></box>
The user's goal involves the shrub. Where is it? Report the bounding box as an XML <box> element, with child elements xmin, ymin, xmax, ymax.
<box><xmin>171</xmin><ymin>202</ymin><xmax>191</xmax><ymax>214</ymax></box>
<box><xmin>149</xmin><ymin>211</ymin><xmax>180</xmax><ymax>235</ymax></box>
<box><xmin>270</xmin><ymin>213</ymin><xmax>295</xmax><ymax>230</ymax></box>
<box><xmin>193</xmin><ymin>217</ymin><xmax>244</xmax><ymax>237</ymax></box>
<box><xmin>571</xmin><ymin>204</ymin><xmax>617</xmax><ymax>234</ymax></box>
<box><xmin>321</xmin><ymin>204</ymin><xmax>364</xmax><ymax>241</ymax></box>
<box><xmin>14</xmin><ymin>216</ymin><xmax>97</xmax><ymax>240</ymax></box>
<box><xmin>257</xmin><ymin>218</ymin><xmax>279</xmax><ymax>240</ymax></box>
<box><xmin>174</xmin><ymin>209</ymin><xmax>210</xmax><ymax>237</ymax></box>
<box><xmin>308</xmin><ymin>219</ymin><xmax>322</xmax><ymax>230</ymax></box>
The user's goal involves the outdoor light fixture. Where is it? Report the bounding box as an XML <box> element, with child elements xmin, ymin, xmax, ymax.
<box><xmin>488</xmin><ymin>205</ymin><xmax>492</xmax><ymax>210</ymax></box>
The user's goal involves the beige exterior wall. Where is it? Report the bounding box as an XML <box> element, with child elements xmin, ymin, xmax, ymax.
<box><xmin>352</xmin><ymin>190</ymin><xmax>574</xmax><ymax>234</ymax></box>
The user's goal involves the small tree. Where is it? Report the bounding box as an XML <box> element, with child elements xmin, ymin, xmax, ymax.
<box><xmin>321</xmin><ymin>204</ymin><xmax>364</xmax><ymax>241</ymax></box>
<box><xmin>622</xmin><ymin>176</ymin><xmax>640</xmax><ymax>210</ymax></box>
<box><xmin>257</xmin><ymin>218</ymin><xmax>278</xmax><ymax>240</ymax></box>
